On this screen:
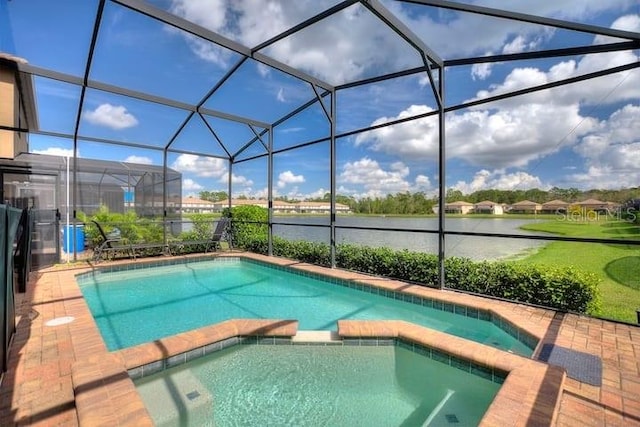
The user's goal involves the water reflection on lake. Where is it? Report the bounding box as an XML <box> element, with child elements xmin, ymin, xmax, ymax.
<box><xmin>271</xmin><ymin>216</ymin><xmax>546</xmax><ymax>261</ymax></box>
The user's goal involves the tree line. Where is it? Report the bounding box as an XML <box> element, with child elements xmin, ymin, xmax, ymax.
<box><xmin>200</xmin><ymin>186</ymin><xmax>640</xmax><ymax>215</ymax></box>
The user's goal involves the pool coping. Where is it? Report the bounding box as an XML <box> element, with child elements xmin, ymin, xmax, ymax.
<box><xmin>65</xmin><ymin>252</ymin><xmax>566</xmax><ymax>426</ymax></box>
<box><xmin>70</xmin><ymin>317</ymin><xmax>565</xmax><ymax>426</ymax></box>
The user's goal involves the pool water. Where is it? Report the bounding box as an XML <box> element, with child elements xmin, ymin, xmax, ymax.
<box><xmin>135</xmin><ymin>344</ymin><xmax>502</xmax><ymax>427</ymax></box>
<box><xmin>78</xmin><ymin>259</ymin><xmax>533</xmax><ymax>354</ymax></box>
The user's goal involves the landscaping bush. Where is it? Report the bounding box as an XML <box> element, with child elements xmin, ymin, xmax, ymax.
<box><xmin>223</xmin><ymin>205</ymin><xmax>267</xmax><ymax>248</ymax></box>
<box><xmin>236</xmin><ymin>232</ymin><xmax>600</xmax><ymax>314</ymax></box>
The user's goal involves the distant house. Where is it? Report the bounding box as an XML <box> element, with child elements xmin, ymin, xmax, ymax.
<box><xmin>181</xmin><ymin>197</ymin><xmax>216</xmax><ymax>213</ymax></box>
<box><xmin>294</xmin><ymin>201</ymin><xmax>351</xmax><ymax>214</ymax></box>
<box><xmin>213</xmin><ymin>199</ymin><xmax>350</xmax><ymax>214</ymax></box>
<box><xmin>474</xmin><ymin>200</ymin><xmax>504</xmax><ymax>215</ymax></box>
<box><xmin>541</xmin><ymin>199</ymin><xmax>570</xmax><ymax>214</ymax></box>
<box><xmin>509</xmin><ymin>200</ymin><xmax>542</xmax><ymax>214</ymax></box>
<box><xmin>571</xmin><ymin>199</ymin><xmax>617</xmax><ymax>213</ymax></box>
<box><xmin>443</xmin><ymin>201</ymin><xmax>474</xmax><ymax>214</ymax></box>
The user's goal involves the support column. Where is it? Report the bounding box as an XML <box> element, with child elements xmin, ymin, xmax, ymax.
<box><xmin>437</xmin><ymin>68</ymin><xmax>446</xmax><ymax>290</ymax></box>
<box><xmin>267</xmin><ymin>127</ymin><xmax>274</xmax><ymax>257</ymax></box>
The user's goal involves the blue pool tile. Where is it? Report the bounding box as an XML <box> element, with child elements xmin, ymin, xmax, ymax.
<box><xmin>470</xmin><ymin>363</ymin><xmax>493</xmax><ymax>381</ymax></box>
<box><xmin>257</xmin><ymin>337</ymin><xmax>275</xmax><ymax>345</ymax></box>
<box><xmin>421</xmin><ymin>298</ymin><xmax>433</xmax><ymax>308</ymax></box>
<box><xmin>128</xmin><ymin>366</ymin><xmax>143</xmax><ymax>380</ymax></box>
<box><xmin>414</xmin><ymin>345</ymin><xmax>430</xmax><ymax>357</ymax></box>
<box><xmin>143</xmin><ymin>361</ymin><xmax>164</xmax><ymax>376</ymax></box>
<box><xmin>239</xmin><ymin>336</ymin><xmax>258</xmax><ymax>345</ymax></box>
<box><xmin>186</xmin><ymin>347</ymin><xmax>204</xmax><ymax>361</ymax></box>
<box><xmin>398</xmin><ymin>340</ymin><xmax>414</xmax><ymax>351</ymax></box>
<box><xmin>493</xmin><ymin>372</ymin><xmax>507</xmax><ymax>384</ymax></box>
<box><xmin>466</xmin><ymin>307</ymin><xmax>479</xmax><ymax>319</ymax></box>
<box><xmin>167</xmin><ymin>353</ymin><xmax>186</xmax><ymax>368</ymax></box>
<box><xmin>431</xmin><ymin>349</ymin><xmax>450</xmax><ymax>365</ymax></box>
<box><xmin>451</xmin><ymin>357</ymin><xmax>471</xmax><ymax>373</ymax></box>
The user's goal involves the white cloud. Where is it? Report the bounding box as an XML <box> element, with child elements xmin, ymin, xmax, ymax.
<box><xmin>280</xmin><ymin>126</ymin><xmax>305</xmax><ymax>133</ymax></box>
<box><xmin>84</xmin><ymin>103</ymin><xmax>138</xmax><ymax>130</ymax></box>
<box><xmin>276</xmin><ymin>87</ymin><xmax>286</xmax><ymax>102</ymax></box>
<box><xmin>339</xmin><ymin>157</ymin><xmax>413</xmax><ymax>197</ymax></box>
<box><xmin>471</xmin><ymin>62</ymin><xmax>493</xmax><ymax>81</ymax></box>
<box><xmin>183</xmin><ymin>178</ymin><xmax>204</xmax><ymax>191</ymax></box>
<box><xmin>355</xmin><ymin>102</ymin><xmax>596</xmax><ymax>169</ymax></box>
<box><xmin>355</xmin><ymin>13</ymin><xmax>640</xmax><ymax>171</ymax></box>
<box><xmin>165</xmin><ymin>1</ymin><xmax>636</xmax><ymax>87</ymax></box>
<box><xmin>502</xmin><ymin>33</ymin><xmax>545</xmax><ymax>55</ymax></box>
<box><xmin>387</xmin><ymin>1</ymin><xmax>626</xmax><ymax>59</ymax></box>
<box><xmin>570</xmin><ymin>104</ymin><xmax>640</xmax><ymax>188</ymax></box>
<box><xmin>450</xmin><ymin>170</ymin><xmax>545</xmax><ymax>194</ymax></box>
<box><xmin>414</xmin><ymin>174</ymin><xmax>431</xmax><ymax>189</ymax></box>
<box><xmin>171</xmin><ymin>154</ymin><xmax>227</xmax><ymax>178</ymax></box>
<box><xmin>256</xmin><ymin>63</ymin><xmax>271</xmax><ymax>77</ymax></box>
<box><xmin>169</xmin><ymin>0</ymin><xmax>419</xmax><ymax>84</ymax></box>
<box><xmin>183</xmin><ymin>35</ymin><xmax>231</xmax><ymax>67</ymax></box>
<box><xmin>592</xmin><ymin>14</ymin><xmax>640</xmax><ymax>44</ymax></box>
<box><xmin>502</xmin><ymin>36</ymin><xmax>527</xmax><ymax>54</ymax></box>
<box><xmin>470</xmin><ymin>15</ymin><xmax>640</xmax><ymax>108</ymax></box>
<box><xmin>277</xmin><ymin>170</ymin><xmax>305</xmax><ymax>188</ymax></box>
<box><xmin>217</xmin><ymin>173</ymin><xmax>254</xmax><ymax>187</ymax></box>
<box><xmin>124</xmin><ymin>155</ymin><xmax>153</xmax><ymax>165</ymax></box>
<box><xmin>168</xmin><ymin>0</ymin><xmax>231</xmax><ymax>66</ymax></box>
<box><xmin>31</xmin><ymin>147</ymin><xmax>75</xmax><ymax>157</ymax></box>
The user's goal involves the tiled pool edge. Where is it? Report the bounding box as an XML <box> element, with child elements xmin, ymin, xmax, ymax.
<box><xmin>339</xmin><ymin>320</ymin><xmax>565</xmax><ymax>426</ymax></box>
<box><xmin>77</xmin><ymin>253</ymin><xmax>540</xmax><ymax>354</ymax></box>
<box><xmin>70</xmin><ymin>318</ymin><xmax>299</xmax><ymax>426</ymax></box>
<box><xmin>126</xmin><ymin>332</ymin><xmax>508</xmax><ymax>387</ymax></box>
<box><xmin>240</xmin><ymin>256</ymin><xmax>540</xmax><ymax>352</ymax></box>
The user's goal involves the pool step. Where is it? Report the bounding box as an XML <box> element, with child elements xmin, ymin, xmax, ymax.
<box><xmin>292</xmin><ymin>330</ymin><xmax>342</xmax><ymax>344</ymax></box>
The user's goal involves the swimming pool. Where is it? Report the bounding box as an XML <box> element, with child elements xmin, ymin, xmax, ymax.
<box><xmin>77</xmin><ymin>257</ymin><xmax>536</xmax><ymax>354</ymax></box>
<box><xmin>134</xmin><ymin>341</ymin><xmax>504</xmax><ymax>426</ymax></box>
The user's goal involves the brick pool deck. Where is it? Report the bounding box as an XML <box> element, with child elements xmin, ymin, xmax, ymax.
<box><xmin>0</xmin><ymin>252</ymin><xmax>639</xmax><ymax>426</ymax></box>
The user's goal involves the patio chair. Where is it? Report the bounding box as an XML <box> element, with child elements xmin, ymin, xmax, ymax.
<box><xmin>205</xmin><ymin>217</ymin><xmax>231</xmax><ymax>252</ymax></box>
<box><xmin>91</xmin><ymin>220</ymin><xmax>133</xmax><ymax>262</ymax></box>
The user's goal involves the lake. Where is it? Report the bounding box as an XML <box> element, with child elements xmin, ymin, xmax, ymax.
<box><xmin>272</xmin><ymin>216</ymin><xmax>545</xmax><ymax>261</ymax></box>
<box><xmin>179</xmin><ymin>215</ymin><xmax>545</xmax><ymax>261</ymax></box>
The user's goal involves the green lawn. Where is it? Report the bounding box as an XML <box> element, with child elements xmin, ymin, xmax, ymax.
<box><xmin>519</xmin><ymin>220</ymin><xmax>640</xmax><ymax>323</ymax></box>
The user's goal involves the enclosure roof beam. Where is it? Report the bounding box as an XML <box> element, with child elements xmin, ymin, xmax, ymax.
<box><xmin>447</xmin><ymin>61</ymin><xmax>640</xmax><ymax>113</ymax></box>
<box><xmin>403</xmin><ymin>0</ymin><xmax>640</xmax><ymax>41</ymax></box>
<box><xmin>361</xmin><ymin>0</ymin><xmax>443</xmax><ymax>67</ymax></box>
<box><xmin>113</xmin><ymin>0</ymin><xmax>334</xmax><ymax>91</ymax></box>
<box><xmin>18</xmin><ymin>63</ymin><xmax>270</xmax><ymax>130</ymax></box>
<box><xmin>113</xmin><ymin>0</ymin><xmax>251</xmax><ymax>55</ymax></box>
<box><xmin>444</xmin><ymin>41</ymin><xmax>640</xmax><ymax>66</ymax></box>
<box><xmin>198</xmin><ymin>113</ymin><xmax>232</xmax><ymax>159</ymax></box>
<box><xmin>34</xmin><ymin>130</ymin><xmax>166</xmax><ymax>152</ymax></box>
<box><xmin>361</xmin><ymin>0</ymin><xmax>443</xmax><ymax>106</ymax></box>
<box><xmin>251</xmin><ymin>0</ymin><xmax>359</xmax><ymax>53</ymax></box>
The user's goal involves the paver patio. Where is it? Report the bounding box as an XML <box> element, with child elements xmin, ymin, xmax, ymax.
<box><xmin>0</xmin><ymin>252</ymin><xmax>639</xmax><ymax>426</ymax></box>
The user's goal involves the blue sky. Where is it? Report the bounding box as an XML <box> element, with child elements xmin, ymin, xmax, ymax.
<box><xmin>2</xmin><ymin>0</ymin><xmax>639</xmax><ymax>199</ymax></box>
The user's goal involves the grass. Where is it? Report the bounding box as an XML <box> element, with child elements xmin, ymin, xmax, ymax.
<box><xmin>519</xmin><ymin>219</ymin><xmax>640</xmax><ymax>323</ymax></box>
